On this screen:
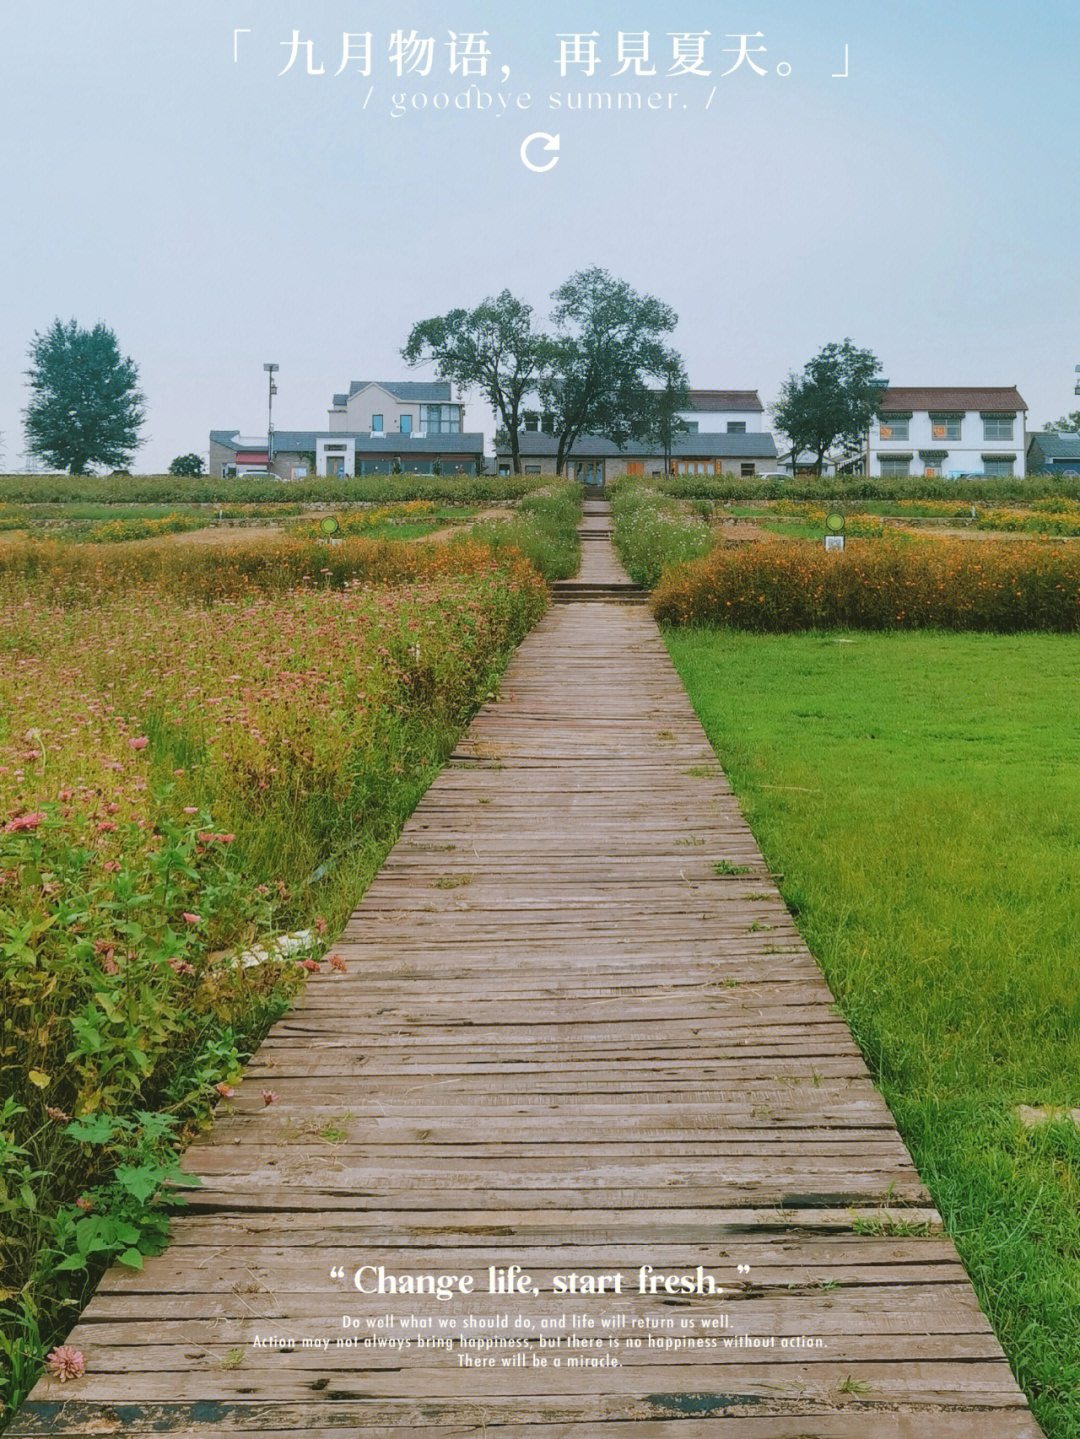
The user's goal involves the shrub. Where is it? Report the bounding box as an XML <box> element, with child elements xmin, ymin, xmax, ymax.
<box><xmin>653</xmin><ymin>540</ymin><xmax>1080</xmax><ymax>632</ymax></box>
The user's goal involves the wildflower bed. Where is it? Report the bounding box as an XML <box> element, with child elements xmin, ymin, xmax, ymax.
<box><xmin>0</xmin><ymin>537</ymin><xmax>545</xmax><ymax>1420</ymax></box>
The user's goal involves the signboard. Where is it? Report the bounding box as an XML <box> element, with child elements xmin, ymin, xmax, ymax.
<box><xmin>824</xmin><ymin>534</ymin><xmax>845</xmax><ymax>552</ymax></box>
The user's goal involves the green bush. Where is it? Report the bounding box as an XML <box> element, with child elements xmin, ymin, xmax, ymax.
<box><xmin>0</xmin><ymin>473</ymin><xmax>543</xmax><ymax>506</ymax></box>
<box><xmin>606</xmin><ymin>472</ymin><xmax>1080</xmax><ymax>506</ymax></box>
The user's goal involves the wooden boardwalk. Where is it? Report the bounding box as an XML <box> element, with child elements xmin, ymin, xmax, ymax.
<box><xmin>12</xmin><ymin>505</ymin><xmax>1041</xmax><ymax>1437</ymax></box>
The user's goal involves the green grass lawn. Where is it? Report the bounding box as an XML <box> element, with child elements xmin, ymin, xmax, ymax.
<box><xmin>665</xmin><ymin>629</ymin><xmax>1080</xmax><ymax>1439</ymax></box>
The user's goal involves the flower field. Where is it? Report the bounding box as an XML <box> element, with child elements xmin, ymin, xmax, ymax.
<box><xmin>0</xmin><ymin>537</ymin><xmax>545</xmax><ymax>1418</ymax></box>
<box><xmin>652</xmin><ymin>539</ymin><xmax>1080</xmax><ymax>631</ymax></box>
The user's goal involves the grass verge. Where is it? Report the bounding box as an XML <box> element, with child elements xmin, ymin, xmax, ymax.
<box><xmin>665</xmin><ymin>627</ymin><xmax>1080</xmax><ymax>1439</ymax></box>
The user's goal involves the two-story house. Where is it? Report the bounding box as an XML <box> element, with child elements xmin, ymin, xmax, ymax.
<box><xmin>868</xmin><ymin>387</ymin><xmax>1028</xmax><ymax>479</ymax></box>
<box><xmin>210</xmin><ymin>379</ymin><xmax>485</xmax><ymax>479</ymax></box>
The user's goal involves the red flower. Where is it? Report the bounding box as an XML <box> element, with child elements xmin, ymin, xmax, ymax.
<box><xmin>261</xmin><ymin>1090</ymin><xmax>279</xmax><ymax>1106</ymax></box>
<box><xmin>4</xmin><ymin>812</ymin><xmax>44</xmax><ymax>833</ymax></box>
<box><xmin>181</xmin><ymin>912</ymin><xmax>201</xmax><ymax>925</ymax></box>
<box><xmin>128</xmin><ymin>737</ymin><xmax>149</xmax><ymax>750</ymax></box>
<box><xmin>328</xmin><ymin>955</ymin><xmax>347</xmax><ymax>973</ymax></box>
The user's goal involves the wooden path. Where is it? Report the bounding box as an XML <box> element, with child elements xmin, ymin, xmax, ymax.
<box><xmin>12</xmin><ymin>504</ymin><xmax>1041</xmax><ymax>1437</ymax></box>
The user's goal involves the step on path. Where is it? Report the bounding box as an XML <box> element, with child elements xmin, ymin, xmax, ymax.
<box><xmin>11</xmin><ymin>505</ymin><xmax>1042</xmax><ymax>1437</ymax></box>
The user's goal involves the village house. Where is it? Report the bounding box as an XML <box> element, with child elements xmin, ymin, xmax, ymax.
<box><xmin>867</xmin><ymin>387</ymin><xmax>1028</xmax><ymax>478</ymax></box>
<box><xmin>209</xmin><ymin>380</ymin><xmax>485</xmax><ymax>479</ymax></box>
<box><xmin>498</xmin><ymin>389</ymin><xmax>777</xmax><ymax>483</ymax></box>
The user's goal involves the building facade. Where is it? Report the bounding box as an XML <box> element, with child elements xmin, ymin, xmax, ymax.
<box><xmin>499</xmin><ymin>388</ymin><xmax>776</xmax><ymax>483</ymax></box>
<box><xmin>210</xmin><ymin>380</ymin><xmax>484</xmax><ymax>479</ymax></box>
<box><xmin>867</xmin><ymin>387</ymin><xmax>1028</xmax><ymax>478</ymax></box>
<box><xmin>498</xmin><ymin>430</ymin><xmax>777</xmax><ymax>483</ymax></box>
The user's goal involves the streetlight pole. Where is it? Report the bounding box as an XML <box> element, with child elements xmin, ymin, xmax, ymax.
<box><xmin>264</xmin><ymin>363</ymin><xmax>279</xmax><ymax>472</ymax></box>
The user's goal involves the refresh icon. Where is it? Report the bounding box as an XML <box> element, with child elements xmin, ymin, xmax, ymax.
<box><xmin>520</xmin><ymin>132</ymin><xmax>561</xmax><ymax>173</ymax></box>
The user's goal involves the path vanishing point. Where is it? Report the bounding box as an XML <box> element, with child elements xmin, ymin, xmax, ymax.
<box><xmin>11</xmin><ymin>502</ymin><xmax>1042</xmax><ymax>1437</ymax></box>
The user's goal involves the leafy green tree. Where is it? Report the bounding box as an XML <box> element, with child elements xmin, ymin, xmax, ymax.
<box><xmin>772</xmin><ymin>340</ymin><xmax>885</xmax><ymax>476</ymax></box>
<box><xmin>1044</xmin><ymin>412</ymin><xmax>1080</xmax><ymax>433</ymax></box>
<box><xmin>539</xmin><ymin>268</ymin><xmax>685</xmax><ymax>476</ymax></box>
<box><xmin>403</xmin><ymin>291</ymin><xmax>545</xmax><ymax>474</ymax></box>
<box><xmin>24</xmin><ymin>319</ymin><xmax>146</xmax><ymax>475</ymax></box>
<box><xmin>168</xmin><ymin>452</ymin><xmax>205</xmax><ymax>477</ymax></box>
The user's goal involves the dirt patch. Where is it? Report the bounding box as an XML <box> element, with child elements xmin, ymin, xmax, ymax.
<box><xmin>716</xmin><ymin>518</ymin><xmax>776</xmax><ymax>544</ymax></box>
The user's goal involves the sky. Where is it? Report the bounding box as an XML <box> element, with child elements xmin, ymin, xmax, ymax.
<box><xmin>1</xmin><ymin>0</ymin><xmax>1078</xmax><ymax>471</ymax></box>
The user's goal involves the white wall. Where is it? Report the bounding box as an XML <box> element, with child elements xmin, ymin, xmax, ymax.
<box><xmin>869</xmin><ymin>409</ymin><xmax>1026</xmax><ymax>477</ymax></box>
<box><xmin>678</xmin><ymin>408</ymin><xmax>763</xmax><ymax>434</ymax></box>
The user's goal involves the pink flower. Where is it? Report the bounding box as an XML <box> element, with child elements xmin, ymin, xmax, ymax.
<box><xmin>314</xmin><ymin>915</ymin><xmax>328</xmax><ymax>935</ymax></box>
<box><xmin>128</xmin><ymin>736</ymin><xmax>149</xmax><ymax>750</ymax></box>
<box><xmin>296</xmin><ymin>958</ymin><xmax>321</xmax><ymax>974</ymax></box>
<box><xmin>97</xmin><ymin>821</ymin><xmax>117</xmax><ymax>833</ymax></box>
<box><xmin>261</xmin><ymin>1090</ymin><xmax>279</xmax><ymax>1106</ymax></box>
<box><xmin>168</xmin><ymin>957</ymin><xmax>196</xmax><ymax>976</ymax></box>
<box><xmin>45</xmin><ymin>1106</ymin><xmax>72</xmax><ymax>1122</ymax></box>
<box><xmin>328</xmin><ymin>955</ymin><xmax>347</xmax><ymax>974</ymax></box>
<box><xmin>173</xmin><ymin>768</ymin><xmax>185</xmax><ymax>777</ymax></box>
<box><xmin>45</xmin><ymin>1346</ymin><xmax>86</xmax><ymax>1382</ymax></box>
<box><xmin>214</xmin><ymin>1082</ymin><xmax>235</xmax><ymax>1098</ymax></box>
<box><xmin>102</xmin><ymin>860</ymin><xmax>121</xmax><ymax>873</ymax></box>
<box><xmin>183</xmin><ymin>807</ymin><xmax>198</xmax><ymax>815</ymax></box>
<box><xmin>75</xmin><ymin>1195</ymin><xmax>93</xmax><ymax>1212</ymax></box>
<box><xmin>181</xmin><ymin>912</ymin><xmax>201</xmax><ymax>925</ymax></box>
<box><xmin>4</xmin><ymin>812</ymin><xmax>44</xmax><ymax>833</ymax></box>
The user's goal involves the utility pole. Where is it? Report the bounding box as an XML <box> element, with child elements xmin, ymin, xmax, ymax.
<box><xmin>264</xmin><ymin>362</ymin><xmax>279</xmax><ymax>471</ymax></box>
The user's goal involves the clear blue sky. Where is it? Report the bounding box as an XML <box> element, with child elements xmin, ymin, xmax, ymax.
<box><xmin>1</xmin><ymin>1</ymin><xmax>1077</xmax><ymax>469</ymax></box>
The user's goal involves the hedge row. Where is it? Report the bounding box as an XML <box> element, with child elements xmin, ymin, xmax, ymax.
<box><xmin>652</xmin><ymin>540</ymin><xmax>1080</xmax><ymax>632</ymax></box>
<box><xmin>0</xmin><ymin>473</ymin><xmax>541</xmax><ymax>506</ymax></box>
<box><xmin>607</xmin><ymin>473</ymin><xmax>1080</xmax><ymax>505</ymax></box>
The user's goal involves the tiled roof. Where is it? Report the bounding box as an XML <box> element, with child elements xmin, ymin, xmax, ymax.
<box><xmin>880</xmin><ymin>387</ymin><xmax>1027</xmax><ymax>413</ymax></box>
<box><xmin>685</xmin><ymin>389</ymin><xmax>764</xmax><ymax>413</ymax></box>
<box><xmin>502</xmin><ymin>431</ymin><xmax>777</xmax><ymax>460</ymax></box>
<box><xmin>210</xmin><ymin>430</ymin><xmax>484</xmax><ymax>455</ymax></box>
<box><xmin>1030</xmin><ymin>431</ymin><xmax>1080</xmax><ymax>460</ymax></box>
<box><xmin>345</xmin><ymin>380</ymin><xmax>453</xmax><ymax>402</ymax></box>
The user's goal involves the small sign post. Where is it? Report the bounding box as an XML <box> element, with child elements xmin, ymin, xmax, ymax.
<box><xmin>824</xmin><ymin>511</ymin><xmax>846</xmax><ymax>551</ymax></box>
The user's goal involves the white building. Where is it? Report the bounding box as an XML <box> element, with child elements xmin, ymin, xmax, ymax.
<box><xmin>676</xmin><ymin>389</ymin><xmax>765</xmax><ymax>436</ymax></box>
<box><xmin>868</xmin><ymin>387</ymin><xmax>1027</xmax><ymax>478</ymax></box>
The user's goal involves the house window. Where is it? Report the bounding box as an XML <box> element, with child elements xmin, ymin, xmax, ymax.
<box><xmin>684</xmin><ymin>420</ymin><xmax>699</xmax><ymax>434</ymax></box>
<box><xmin>371</xmin><ymin>414</ymin><xmax>383</xmax><ymax>433</ymax></box>
<box><xmin>982</xmin><ymin>457</ymin><xmax>1015</xmax><ymax>477</ymax></box>
<box><xmin>983</xmin><ymin>414</ymin><xmax>1015</xmax><ymax>441</ymax></box>
<box><xmin>728</xmin><ymin>421</ymin><xmax>747</xmax><ymax>434</ymax></box>
<box><xmin>222</xmin><ymin>464</ymin><xmax>237</xmax><ymax>477</ymax></box>
<box><xmin>420</xmin><ymin>404</ymin><xmax>462</xmax><ymax>435</ymax></box>
<box><xmin>879</xmin><ymin>455</ymin><xmax>911</xmax><ymax>477</ymax></box>
<box><xmin>879</xmin><ymin>417</ymin><xmax>910</xmax><ymax>441</ymax></box>
<box><xmin>740</xmin><ymin>462</ymin><xmax>755</xmax><ymax>477</ymax></box>
<box><xmin>930</xmin><ymin>414</ymin><xmax>962</xmax><ymax>441</ymax></box>
<box><xmin>524</xmin><ymin>465</ymin><xmax>542</xmax><ymax>474</ymax></box>
<box><xmin>400</xmin><ymin>414</ymin><xmax>413</xmax><ymax>435</ymax></box>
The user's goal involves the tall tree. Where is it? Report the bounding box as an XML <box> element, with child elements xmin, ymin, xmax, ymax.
<box><xmin>402</xmin><ymin>291</ymin><xmax>544</xmax><ymax>474</ymax></box>
<box><xmin>539</xmin><ymin>268</ymin><xmax>685</xmax><ymax>476</ymax></box>
<box><xmin>772</xmin><ymin>340</ymin><xmax>885</xmax><ymax>476</ymax></box>
<box><xmin>24</xmin><ymin>319</ymin><xmax>146</xmax><ymax>475</ymax></box>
